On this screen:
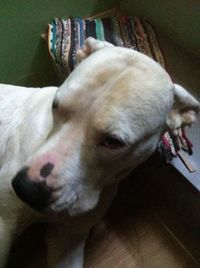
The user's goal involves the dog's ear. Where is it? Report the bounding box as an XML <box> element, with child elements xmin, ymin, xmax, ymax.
<box><xmin>76</xmin><ymin>37</ymin><xmax>114</xmax><ymax>62</ymax></box>
<box><xmin>166</xmin><ymin>84</ymin><xmax>199</xmax><ymax>130</ymax></box>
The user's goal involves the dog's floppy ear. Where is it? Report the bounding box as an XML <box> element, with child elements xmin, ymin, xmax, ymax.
<box><xmin>76</xmin><ymin>37</ymin><xmax>114</xmax><ymax>62</ymax></box>
<box><xmin>166</xmin><ymin>84</ymin><xmax>200</xmax><ymax>130</ymax></box>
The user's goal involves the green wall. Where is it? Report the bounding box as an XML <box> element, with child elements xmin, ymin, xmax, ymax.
<box><xmin>121</xmin><ymin>0</ymin><xmax>200</xmax><ymax>58</ymax></box>
<box><xmin>0</xmin><ymin>0</ymin><xmax>117</xmax><ymax>86</ymax></box>
<box><xmin>0</xmin><ymin>0</ymin><xmax>199</xmax><ymax>86</ymax></box>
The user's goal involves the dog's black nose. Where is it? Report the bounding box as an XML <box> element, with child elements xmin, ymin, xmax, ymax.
<box><xmin>12</xmin><ymin>167</ymin><xmax>52</xmax><ymax>211</ymax></box>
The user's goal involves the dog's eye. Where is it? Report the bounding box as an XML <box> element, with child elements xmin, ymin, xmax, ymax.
<box><xmin>99</xmin><ymin>135</ymin><xmax>125</xmax><ymax>150</ymax></box>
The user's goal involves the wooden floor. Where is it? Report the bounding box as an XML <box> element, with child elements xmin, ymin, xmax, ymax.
<box><xmin>84</xmin><ymin>167</ymin><xmax>200</xmax><ymax>268</ymax></box>
<box><xmin>7</xmin><ymin>160</ymin><xmax>200</xmax><ymax>268</ymax></box>
<box><xmin>85</xmin><ymin>215</ymin><xmax>198</xmax><ymax>268</ymax></box>
<box><xmin>85</xmin><ymin>192</ymin><xmax>199</xmax><ymax>268</ymax></box>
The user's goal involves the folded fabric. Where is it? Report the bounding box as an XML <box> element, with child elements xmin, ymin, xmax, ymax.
<box><xmin>47</xmin><ymin>15</ymin><xmax>165</xmax><ymax>74</ymax></box>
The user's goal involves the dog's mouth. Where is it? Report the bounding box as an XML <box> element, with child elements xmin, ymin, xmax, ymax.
<box><xmin>11</xmin><ymin>167</ymin><xmax>91</xmax><ymax>216</ymax></box>
<box><xmin>12</xmin><ymin>163</ymin><xmax>101</xmax><ymax>217</ymax></box>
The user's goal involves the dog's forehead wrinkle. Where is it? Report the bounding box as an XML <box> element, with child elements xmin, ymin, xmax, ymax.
<box><xmin>59</xmin><ymin>49</ymin><xmax>139</xmax><ymax>98</ymax></box>
<box><xmin>57</xmin><ymin>82</ymin><xmax>107</xmax><ymax>117</ymax></box>
<box><xmin>60</xmin><ymin>77</ymin><xmax>117</xmax><ymax>108</ymax></box>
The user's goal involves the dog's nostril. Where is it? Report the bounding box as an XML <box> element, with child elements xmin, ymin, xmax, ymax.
<box><xmin>40</xmin><ymin>162</ymin><xmax>54</xmax><ymax>178</ymax></box>
<box><xmin>12</xmin><ymin>167</ymin><xmax>52</xmax><ymax>210</ymax></box>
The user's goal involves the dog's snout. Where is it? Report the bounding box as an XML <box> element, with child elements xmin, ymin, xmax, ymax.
<box><xmin>12</xmin><ymin>167</ymin><xmax>52</xmax><ymax>211</ymax></box>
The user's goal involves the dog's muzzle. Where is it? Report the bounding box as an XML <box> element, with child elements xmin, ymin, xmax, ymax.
<box><xmin>12</xmin><ymin>167</ymin><xmax>52</xmax><ymax>211</ymax></box>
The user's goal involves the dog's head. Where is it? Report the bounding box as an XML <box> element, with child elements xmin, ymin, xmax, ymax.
<box><xmin>12</xmin><ymin>38</ymin><xmax>199</xmax><ymax>216</ymax></box>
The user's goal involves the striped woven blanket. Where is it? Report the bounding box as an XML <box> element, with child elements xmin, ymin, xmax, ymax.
<box><xmin>47</xmin><ymin>15</ymin><xmax>165</xmax><ymax>74</ymax></box>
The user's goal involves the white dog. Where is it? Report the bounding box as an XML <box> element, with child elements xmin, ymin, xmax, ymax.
<box><xmin>0</xmin><ymin>37</ymin><xmax>199</xmax><ymax>268</ymax></box>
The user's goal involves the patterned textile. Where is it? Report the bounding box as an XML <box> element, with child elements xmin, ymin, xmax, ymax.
<box><xmin>47</xmin><ymin>15</ymin><xmax>165</xmax><ymax>74</ymax></box>
<box><xmin>46</xmin><ymin>15</ymin><xmax>194</xmax><ymax>171</ymax></box>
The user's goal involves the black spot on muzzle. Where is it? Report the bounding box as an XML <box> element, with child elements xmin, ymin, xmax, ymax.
<box><xmin>40</xmin><ymin>162</ymin><xmax>54</xmax><ymax>178</ymax></box>
<box><xmin>12</xmin><ymin>167</ymin><xmax>52</xmax><ymax>211</ymax></box>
